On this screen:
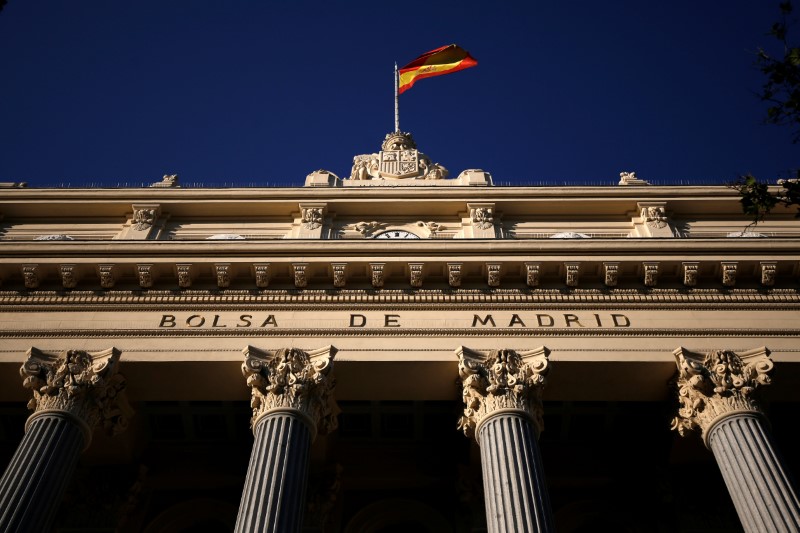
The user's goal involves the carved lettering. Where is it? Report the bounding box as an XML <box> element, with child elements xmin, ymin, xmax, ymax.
<box><xmin>564</xmin><ymin>314</ymin><xmax>583</xmax><ymax>327</ymax></box>
<box><xmin>350</xmin><ymin>314</ymin><xmax>367</xmax><ymax>327</ymax></box>
<box><xmin>612</xmin><ymin>314</ymin><xmax>631</xmax><ymax>327</ymax></box>
<box><xmin>384</xmin><ymin>314</ymin><xmax>401</xmax><ymax>327</ymax></box>
<box><xmin>237</xmin><ymin>314</ymin><xmax>253</xmax><ymax>327</ymax></box>
<box><xmin>472</xmin><ymin>314</ymin><xmax>496</xmax><ymax>327</ymax></box>
<box><xmin>159</xmin><ymin>314</ymin><xmax>176</xmax><ymax>328</ymax></box>
<box><xmin>186</xmin><ymin>315</ymin><xmax>205</xmax><ymax>327</ymax></box>
<box><xmin>508</xmin><ymin>314</ymin><xmax>526</xmax><ymax>327</ymax></box>
<box><xmin>212</xmin><ymin>315</ymin><xmax>227</xmax><ymax>328</ymax></box>
<box><xmin>536</xmin><ymin>314</ymin><xmax>554</xmax><ymax>327</ymax></box>
<box><xmin>259</xmin><ymin>315</ymin><xmax>278</xmax><ymax>327</ymax></box>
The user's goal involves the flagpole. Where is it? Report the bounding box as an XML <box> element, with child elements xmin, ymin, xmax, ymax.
<box><xmin>394</xmin><ymin>62</ymin><xmax>400</xmax><ymax>132</ymax></box>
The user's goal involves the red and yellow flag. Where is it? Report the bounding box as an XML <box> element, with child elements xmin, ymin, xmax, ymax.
<box><xmin>398</xmin><ymin>44</ymin><xmax>477</xmax><ymax>94</ymax></box>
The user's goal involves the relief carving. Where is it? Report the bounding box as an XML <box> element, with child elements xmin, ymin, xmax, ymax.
<box><xmin>721</xmin><ymin>262</ymin><xmax>737</xmax><ymax>287</ymax></box>
<box><xmin>353</xmin><ymin>221</ymin><xmax>386</xmax><ymax>237</ymax></box>
<box><xmin>457</xmin><ymin>347</ymin><xmax>550</xmax><ymax>439</ymax></box>
<box><xmin>416</xmin><ymin>221</ymin><xmax>443</xmax><ymax>237</ymax></box>
<box><xmin>254</xmin><ymin>264</ymin><xmax>270</xmax><ymax>288</ymax></box>
<box><xmin>132</xmin><ymin>208</ymin><xmax>156</xmax><ymax>231</ymax></box>
<box><xmin>332</xmin><ymin>263</ymin><xmax>346</xmax><ymax>288</ymax></box>
<box><xmin>761</xmin><ymin>262</ymin><xmax>777</xmax><ymax>286</ymax></box>
<box><xmin>369</xmin><ymin>263</ymin><xmax>385</xmax><ymax>288</ymax></box>
<box><xmin>59</xmin><ymin>264</ymin><xmax>78</xmax><ymax>289</ymax></box>
<box><xmin>409</xmin><ymin>263</ymin><xmax>423</xmax><ymax>288</ymax></box>
<box><xmin>242</xmin><ymin>346</ymin><xmax>337</xmax><ymax>434</ymax></box>
<box><xmin>487</xmin><ymin>264</ymin><xmax>501</xmax><ymax>287</ymax></box>
<box><xmin>641</xmin><ymin>206</ymin><xmax>668</xmax><ymax>228</ymax></box>
<box><xmin>565</xmin><ymin>263</ymin><xmax>580</xmax><ymax>287</ymax></box>
<box><xmin>683</xmin><ymin>262</ymin><xmax>699</xmax><ymax>287</ymax></box>
<box><xmin>301</xmin><ymin>208</ymin><xmax>324</xmax><ymax>230</ymax></box>
<box><xmin>137</xmin><ymin>265</ymin><xmax>153</xmax><ymax>288</ymax></box>
<box><xmin>176</xmin><ymin>264</ymin><xmax>192</xmax><ymax>288</ymax></box>
<box><xmin>525</xmin><ymin>262</ymin><xmax>540</xmax><ymax>287</ymax></box>
<box><xmin>215</xmin><ymin>264</ymin><xmax>231</xmax><ymax>288</ymax></box>
<box><xmin>643</xmin><ymin>262</ymin><xmax>659</xmax><ymax>287</ymax></box>
<box><xmin>671</xmin><ymin>347</ymin><xmax>772</xmax><ymax>442</ymax></box>
<box><xmin>448</xmin><ymin>263</ymin><xmax>462</xmax><ymax>288</ymax></box>
<box><xmin>604</xmin><ymin>263</ymin><xmax>619</xmax><ymax>287</ymax></box>
<box><xmin>470</xmin><ymin>207</ymin><xmax>494</xmax><ymax>230</ymax></box>
<box><xmin>21</xmin><ymin>347</ymin><xmax>129</xmax><ymax>439</ymax></box>
<box><xmin>294</xmin><ymin>264</ymin><xmax>308</xmax><ymax>288</ymax></box>
<box><xmin>98</xmin><ymin>264</ymin><xmax>115</xmax><ymax>289</ymax></box>
<box><xmin>22</xmin><ymin>264</ymin><xmax>39</xmax><ymax>289</ymax></box>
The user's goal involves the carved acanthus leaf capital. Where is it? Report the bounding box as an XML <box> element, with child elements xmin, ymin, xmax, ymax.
<box><xmin>21</xmin><ymin>347</ymin><xmax>130</xmax><ymax>440</ymax></box>
<box><xmin>671</xmin><ymin>346</ymin><xmax>773</xmax><ymax>442</ymax></box>
<box><xmin>457</xmin><ymin>346</ymin><xmax>550</xmax><ymax>440</ymax></box>
<box><xmin>242</xmin><ymin>345</ymin><xmax>337</xmax><ymax>436</ymax></box>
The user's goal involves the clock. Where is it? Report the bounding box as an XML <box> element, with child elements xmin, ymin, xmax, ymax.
<box><xmin>374</xmin><ymin>230</ymin><xmax>420</xmax><ymax>239</ymax></box>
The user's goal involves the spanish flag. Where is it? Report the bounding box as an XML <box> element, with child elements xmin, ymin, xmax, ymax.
<box><xmin>398</xmin><ymin>44</ymin><xmax>477</xmax><ymax>94</ymax></box>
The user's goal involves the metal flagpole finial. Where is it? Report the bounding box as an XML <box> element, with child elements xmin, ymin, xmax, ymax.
<box><xmin>394</xmin><ymin>62</ymin><xmax>400</xmax><ymax>133</ymax></box>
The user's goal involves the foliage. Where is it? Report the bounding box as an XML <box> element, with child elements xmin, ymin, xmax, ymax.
<box><xmin>733</xmin><ymin>2</ymin><xmax>800</xmax><ymax>223</ymax></box>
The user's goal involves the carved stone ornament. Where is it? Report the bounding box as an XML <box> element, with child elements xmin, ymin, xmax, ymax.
<box><xmin>34</xmin><ymin>234</ymin><xmax>74</xmax><ymax>240</ymax></box>
<box><xmin>565</xmin><ymin>263</ymin><xmax>580</xmax><ymax>287</ymax></box>
<box><xmin>409</xmin><ymin>263</ymin><xmax>423</xmax><ymax>288</ymax></box>
<box><xmin>448</xmin><ymin>263</ymin><xmax>462</xmax><ymax>288</ymax></box>
<box><xmin>470</xmin><ymin>207</ymin><xmax>494</xmax><ymax>230</ymax></box>
<box><xmin>643</xmin><ymin>262</ymin><xmax>659</xmax><ymax>287</ymax></box>
<box><xmin>416</xmin><ymin>220</ymin><xmax>443</xmax><ymax>237</ymax></box>
<box><xmin>332</xmin><ymin>263</ymin><xmax>346</xmax><ymax>288</ymax></box>
<box><xmin>150</xmin><ymin>174</ymin><xmax>179</xmax><ymax>188</ymax></box>
<box><xmin>722</xmin><ymin>262</ymin><xmax>737</xmax><ymax>287</ymax></box>
<box><xmin>215</xmin><ymin>264</ymin><xmax>231</xmax><ymax>288</ymax></box>
<box><xmin>98</xmin><ymin>264</ymin><xmax>115</xmax><ymax>289</ymax></box>
<box><xmin>135</xmin><ymin>264</ymin><xmax>152</xmax><ymax>288</ymax></box>
<box><xmin>301</xmin><ymin>207</ymin><xmax>324</xmax><ymax>230</ymax></box>
<box><xmin>641</xmin><ymin>206</ymin><xmax>668</xmax><ymax>229</ymax></box>
<box><xmin>294</xmin><ymin>264</ymin><xmax>308</xmax><ymax>288</ymax></box>
<box><xmin>525</xmin><ymin>262</ymin><xmax>540</xmax><ymax>287</ymax></box>
<box><xmin>618</xmin><ymin>171</ymin><xmax>650</xmax><ymax>186</ymax></box>
<box><xmin>671</xmin><ymin>347</ymin><xmax>773</xmax><ymax>443</ymax></box>
<box><xmin>22</xmin><ymin>264</ymin><xmax>39</xmax><ymax>289</ymax></box>
<box><xmin>369</xmin><ymin>263</ymin><xmax>385</xmax><ymax>288</ymax></box>
<box><xmin>604</xmin><ymin>262</ymin><xmax>619</xmax><ymax>287</ymax></box>
<box><xmin>242</xmin><ymin>345</ymin><xmax>337</xmax><ymax>435</ymax></box>
<box><xmin>131</xmin><ymin>208</ymin><xmax>156</xmax><ymax>231</ymax></box>
<box><xmin>457</xmin><ymin>346</ymin><xmax>550</xmax><ymax>439</ymax></box>
<box><xmin>254</xmin><ymin>263</ymin><xmax>270</xmax><ymax>288</ymax></box>
<box><xmin>21</xmin><ymin>347</ymin><xmax>129</xmax><ymax>439</ymax></box>
<box><xmin>683</xmin><ymin>262</ymin><xmax>699</xmax><ymax>287</ymax></box>
<box><xmin>761</xmin><ymin>262</ymin><xmax>777</xmax><ymax>286</ymax></box>
<box><xmin>487</xmin><ymin>264</ymin><xmax>501</xmax><ymax>287</ymax></box>
<box><xmin>176</xmin><ymin>264</ymin><xmax>192</xmax><ymax>288</ymax></box>
<box><xmin>353</xmin><ymin>221</ymin><xmax>386</xmax><ymax>237</ymax></box>
<box><xmin>59</xmin><ymin>264</ymin><xmax>78</xmax><ymax>289</ymax></box>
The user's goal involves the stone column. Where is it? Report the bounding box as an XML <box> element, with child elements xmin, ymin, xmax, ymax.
<box><xmin>236</xmin><ymin>345</ymin><xmax>337</xmax><ymax>533</ymax></box>
<box><xmin>456</xmin><ymin>346</ymin><xmax>555</xmax><ymax>533</ymax></box>
<box><xmin>0</xmin><ymin>347</ymin><xmax>129</xmax><ymax>532</ymax></box>
<box><xmin>671</xmin><ymin>346</ymin><xmax>800</xmax><ymax>532</ymax></box>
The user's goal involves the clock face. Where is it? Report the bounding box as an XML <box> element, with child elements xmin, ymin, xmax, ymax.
<box><xmin>374</xmin><ymin>230</ymin><xmax>420</xmax><ymax>240</ymax></box>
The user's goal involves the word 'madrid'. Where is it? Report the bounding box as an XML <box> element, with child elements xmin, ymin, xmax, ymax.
<box><xmin>158</xmin><ymin>312</ymin><xmax>632</xmax><ymax>329</ymax></box>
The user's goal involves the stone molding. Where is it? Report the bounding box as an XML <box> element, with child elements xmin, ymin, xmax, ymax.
<box><xmin>671</xmin><ymin>346</ymin><xmax>773</xmax><ymax>445</ymax></box>
<box><xmin>456</xmin><ymin>346</ymin><xmax>550</xmax><ymax>440</ymax></box>
<box><xmin>20</xmin><ymin>347</ymin><xmax>129</xmax><ymax>446</ymax></box>
<box><xmin>241</xmin><ymin>345</ymin><xmax>337</xmax><ymax>437</ymax></box>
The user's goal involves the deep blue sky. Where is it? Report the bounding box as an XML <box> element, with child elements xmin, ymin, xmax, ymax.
<box><xmin>0</xmin><ymin>1</ymin><xmax>797</xmax><ymax>187</ymax></box>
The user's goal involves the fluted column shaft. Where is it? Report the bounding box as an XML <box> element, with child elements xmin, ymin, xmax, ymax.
<box><xmin>707</xmin><ymin>413</ymin><xmax>800</xmax><ymax>533</ymax></box>
<box><xmin>0</xmin><ymin>413</ymin><xmax>86</xmax><ymax>533</ymax></box>
<box><xmin>477</xmin><ymin>411</ymin><xmax>554</xmax><ymax>533</ymax></box>
<box><xmin>235</xmin><ymin>410</ymin><xmax>312</xmax><ymax>533</ymax></box>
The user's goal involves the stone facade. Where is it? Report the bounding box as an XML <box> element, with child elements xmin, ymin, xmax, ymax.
<box><xmin>1</xmin><ymin>136</ymin><xmax>799</xmax><ymax>531</ymax></box>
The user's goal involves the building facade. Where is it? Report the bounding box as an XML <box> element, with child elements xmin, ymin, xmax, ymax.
<box><xmin>0</xmin><ymin>133</ymin><xmax>799</xmax><ymax>532</ymax></box>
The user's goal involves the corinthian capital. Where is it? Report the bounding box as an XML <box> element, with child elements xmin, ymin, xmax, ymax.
<box><xmin>242</xmin><ymin>345</ymin><xmax>337</xmax><ymax>436</ymax></box>
<box><xmin>456</xmin><ymin>346</ymin><xmax>550</xmax><ymax>439</ymax></box>
<box><xmin>671</xmin><ymin>346</ymin><xmax>773</xmax><ymax>443</ymax></box>
<box><xmin>20</xmin><ymin>347</ymin><xmax>130</xmax><ymax>444</ymax></box>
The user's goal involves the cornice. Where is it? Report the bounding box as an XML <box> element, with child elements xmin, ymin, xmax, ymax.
<box><xmin>0</xmin><ymin>288</ymin><xmax>798</xmax><ymax>309</ymax></box>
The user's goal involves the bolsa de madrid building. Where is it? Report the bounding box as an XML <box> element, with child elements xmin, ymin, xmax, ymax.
<box><xmin>0</xmin><ymin>131</ymin><xmax>799</xmax><ymax>532</ymax></box>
